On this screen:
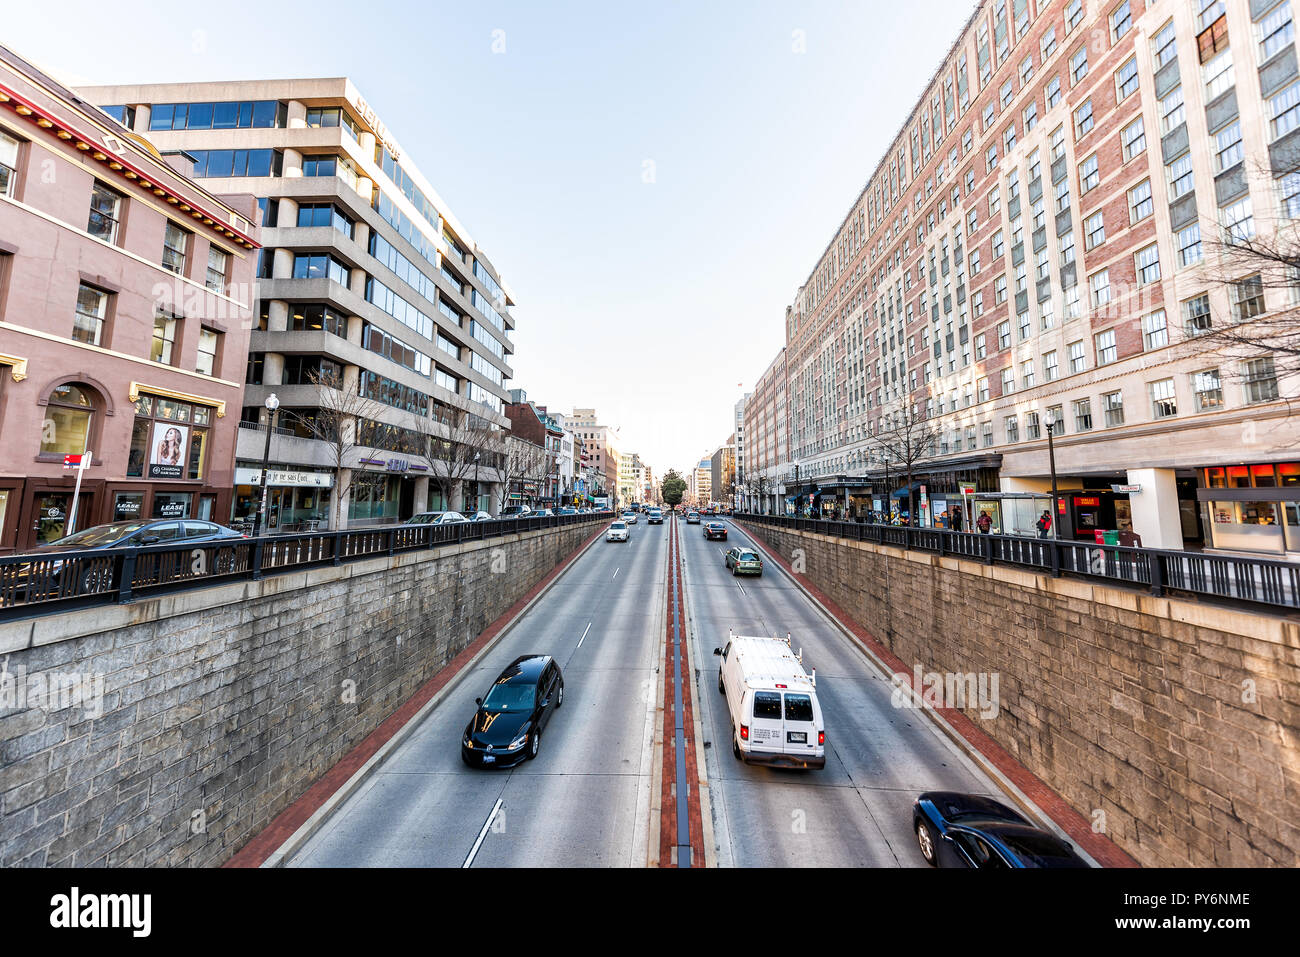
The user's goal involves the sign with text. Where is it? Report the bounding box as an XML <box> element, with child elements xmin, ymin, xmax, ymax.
<box><xmin>148</xmin><ymin>422</ymin><xmax>188</xmax><ymax>479</ymax></box>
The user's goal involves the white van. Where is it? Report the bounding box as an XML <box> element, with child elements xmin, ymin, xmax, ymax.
<box><xmin>712</xmin><ymin>632</ymin><xmax>825</xmax><ymax>769</ymax></box>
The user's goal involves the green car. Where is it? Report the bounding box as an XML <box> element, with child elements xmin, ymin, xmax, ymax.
<box><xmin>724</xmin><ymin>546</ymin><xmax>763</xmax><ymax>576</ymax></box>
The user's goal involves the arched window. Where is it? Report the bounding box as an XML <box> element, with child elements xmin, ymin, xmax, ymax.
<box><xmin>40</xmin><ymin>383</ymin><xmax>96</xmax><ymax>457</ymax></box>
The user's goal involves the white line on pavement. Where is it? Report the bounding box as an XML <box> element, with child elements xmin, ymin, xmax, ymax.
<box><xmin>463</xmin><ymin>797</ymin><xmax>504</xmax><ymax>868</ymax></box>
<box><xmin>612</xmin><ymin>567</ymin><xmax>620</xmax><ymax>580</ymax></box>
<box><xmin>576</xmin><ymin>621</ymin><xmax>592</xmax><ymax>648</ymax></box>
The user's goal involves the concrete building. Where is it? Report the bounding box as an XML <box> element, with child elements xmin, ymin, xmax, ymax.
<box><xmin>742</xmin><ymin>0</ymin><xmax>1300</xmax><ymax>554</ymax></box>
<box><xmin>742</xmin><ymin>349</ymin><xmax>790</xmax><ymax>514</ymax></box>
<box><xmin>0</xmin><ymin>45</ymin><xmax>261</xmax><ymax>552</ymax></box>
<box><xmin>82</xmin><ymin>77</ymin><xmax>517</xmax><ymax>529</ymax></box>
<box><xmin>693</xmin><ymin>457</ymin><xmax>713</xmax><ymax>506</ymax></box>
<box><xmin>568</xmin><ymin>408</ymin><xmax>620</xmax><ymax>505</ymax></box>
<box><xmin>734</xmin><ymin>393</ymin><xmax>750</xmax><ymax>508</ymax></box>
<box><xmin>711</xmin><ymin>438</ymin><xmax>736</xmax><ymax>508</ymax></box>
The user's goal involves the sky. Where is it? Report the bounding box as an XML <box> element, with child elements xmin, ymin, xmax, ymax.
<box><xmin>5</xmin><ymin>0</ymin><xmax>975</xmax><ymax>481</ymax></box>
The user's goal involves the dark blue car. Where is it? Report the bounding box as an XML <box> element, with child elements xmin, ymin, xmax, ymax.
<box><xmin>912</xmin><ymin>791</ymin><xmax>1090</xmax><ymax>868</ymax></box>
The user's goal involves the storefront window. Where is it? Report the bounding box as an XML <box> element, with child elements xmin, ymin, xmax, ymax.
<box><xmin>1204</xmin><ymin>467</ymin><xmax>1226</xmax><ymax>488</ymax></box>
<box><xmin>1209</xmin><ymin>500</ymin><xmax>1284</xmax><ymax>554</ymax></box>
<box><xmin>1281</xmin><ymin>464</ymin><xmax>1300</xmax><ymax>486</ymax></box>
<box><xmin>40</xmin><ymin>384</ymin><xmax>95</xmax><ymax>457</ymax></box>
<box><xmin>349</xmin><ymin>472</ymin><xmax>399</xmax><ymax>522</ymax></box>
<box><xmin>1252</xmin><ymin>464</ymin><xmax>1278</xmax><ymax>487</ymax></box>
<box><xmin>151</xmin><ymin>492</ymin><xmax>192</xmax><ymax>519</ymax></box>
<box><xmin>127</xmin><ymin>394</ymin><xmax>213</xmax><ymax>479</ymax></box>
<box><xmin>113</xmin><ymin>491</ymin><xmax>144</xmax><ymax>522</ymax></box>
<box><xmin>1227</xmin><ymin>466</ymin><xmax>1251</xmax><ymax>488</ymax></box>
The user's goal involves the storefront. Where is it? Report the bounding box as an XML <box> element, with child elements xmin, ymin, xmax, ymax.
<box><xmin>1198</xmin><ymin>462</ymin><xmax>1300</xmax><ymax>556</ymax></box>
<box><xmin>232</xmin><ymin>466</ymin><xmax>334</xmax><ymax>530</ymax></box>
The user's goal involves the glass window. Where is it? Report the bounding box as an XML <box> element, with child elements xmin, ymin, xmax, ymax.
<box><xmin>87</xmin><ymin>181</ymin><xmax>122</xmax><ymax>243</ymax></box>
<box><xmin>1215</xmin><ymin>121</ymin><xmax>1244</xmax><ymax>171</ymax></box>
<box><xmin>1260</xmin><ymin>2</ymin><xmax>1295</xmax><ymax>61</ymax></box>
<box><xmin>1184</xmin><ymin>294</ymin><xmax>1212</xmax><ymax>336</ymax></box>
<box><xmin>1085</xmin><ymin>212</ymin><xmax>1105</xmax><ymax>250</ymax></box>
<box><xmin>1110</xmin><ymin>0</ymin><xmax>1132</xmax><ymax>42</ymax></box>
<box><xmin>1115</xmin><ymin>57</ymin><xmax>1139</xmax><ymax>100</ymax></box>
<box><xmin>1090</xmin><ymin>269</ymin><xmax>1111</xmax><ymax>307</ymax></box>
<box><xmin>206</xmin><ymin>246</ymin><xmax>229</xmax><ymax>293</ymax></box>
<box><xmin>73</xmin><ymin>284</ymin><xmax>107</xmax><ymax>346</ymax></box>
<box><xmin>40</xmin><ymin>383</ymin><xmax>95</xmax><ymax>457</ymax></box>
<box><xmin>1167</xmin><ymin>151</ymin><xmax>1194</xmax><ymax>199</ymax></box>
<box><xmin>1122</xmin><ymin>117</ymin><xmax>1146</xmax><ymax>161</ymax></box>
<box><xmin>1178</xmin><ymin>223</ymin><xmax>1203</xmax><ymax>267</ymax></box>
<box><xmin>1232</xmin><ymin>275</ymin><xmax>1266</xmax><ymax>321</ymax></box>
<box><xmin>1152</xmin><ymin>21</ymin><xmax>1177</xmax><ymax>67</ymax></box>
<box><xmin>1047</xmin><ymin>75</ymin><xmax>1062</xmax><ymax>108</ymax></box>
<box><xmin>1070</xmin><ymin>47</ymin><xmax>1089</xmax><ymax>84</ymax></box>
<box><xmin>151</xmin><ymin>310</ymin><xmax>178</xmax><ymax>365</ymax></box>
<box><xmin>1103</xmin><ymin>390</ymin><xmax>1125</xmax><ymax>426</ymax></box>
<box><xmin>1203</xmin><ymin>48</ymin><xmax>1234</xmax><ymax>100</ymax></box>
<box><xmin>1245</xmin><ymin>359</ymin><xmax>1280</xmax><ymax>404</ymax></box>
<box><xmin>1080</xmin><ymin>154</ymin><xmax>1100</xmax><ymax>192</ymax></box>
<box><xmin>1135</xmin><ymin>244</ymin><xmax>1161</xmax><ymax>285</ymax></box>
<box><xmin>1073</xmin><ymin>397</ymin><xmax>1092</xmax><ymax>431</ymax></box>
<box><xmin>1221</xmin><ymin>197</ymin><xmax>1256</xmax><ymax>243</ymax></box>
<box><xmin>196</xmin><ymin>328</ymin><xmax>219</xmax><ymax>376</ymax></box>
<box><xmin>1160</xmin><ymin>85</ymin><xmax>1185</xmax><ymax>134</ymax></box>
<box><xmin>1129</xmin><ymin>179</ymin><xmax>1153</xmax><ymax>222</ymax></box>
<box><xmin>162</xmin><ymin>221</ymin><xmax>188</xmax><ymax>275</ymax></box>
<box><xmin>0</xmin><ymin>129</ymin><xmax>19</xmax><ymax>197</ymax></box>
<box><xmin>1150</xmin><ymin>377</ymin><xmax>1178</xmax><ymax>418</ymax></box>
<box><xmin>1026</xmin><ymin>411</ymin><xmax>1041</xmax><ymax>439</ymax></box>
<box><xmin>1044</xmin><ymin>350</ymin><xmax>1059</xmax><ymax>382</ymax></box>
<box><xmin>1068</xmin><ymin>339</ymin><xmax>1087</xmax><ymax>373</ymax></box>
<box><xmin>1269</xmin><ymin>81</ymin><xmax>1300</xmax><ymax>140</ymax></box>
<box><xmin>1192</xmin><ymin>368</ymin><xmax>1223</xmax><ymax>411</ymax></box>
<box><xmin>1075</xmin><ymin>99</ymin><xmax>1094</xmax><ymax>138</ymax></box>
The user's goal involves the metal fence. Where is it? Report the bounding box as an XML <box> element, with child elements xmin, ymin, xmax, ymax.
<box><xmin>736</xmin><ymin>513</ymin><xmax>1299</xmax><ymax>613</ymax></box>
<box><xmin>0</xmin><ymin>512</ymin><xmax>615</xmax><ymax>622</ymax></box>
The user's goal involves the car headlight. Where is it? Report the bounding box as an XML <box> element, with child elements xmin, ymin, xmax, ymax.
<box><xmin>507</xmin><ymin>731</ymin><xmax>530</xmax><ymax>751</ymax></box>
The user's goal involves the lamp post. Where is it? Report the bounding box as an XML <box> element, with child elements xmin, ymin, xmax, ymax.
<box><xmin>473</xmin><ymin>451</ymin><xmax>481</xmax><ymax>516</ymax></box>
<box><xmin>251</xmin><ymin>393</ymin><xmax>280</xmax><ymax>539</ymax></box>
<box><xmin>882</xmin><ymin>451</ymin><xmax>892</xmax><ymax>524</ymax></box>
<box><xmin>1046</xmin><ymin>411</ymin><xmax>1060</xmax><ymax>540</ymax></box>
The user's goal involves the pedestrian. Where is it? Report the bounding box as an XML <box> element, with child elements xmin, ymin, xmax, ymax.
<box><xmin>951</xmin><ymin>505</ymin><xmax>964</xmax><ymax>532</ymax></box>
<box><xmin>977</xmin><ymin>511</ymin><xmax>992</xmax><ymax>534</ymax></box>
<box><xmin>1036</xmin><ymin>509</ymin><xmax>1052</xmax><ymax>539</ymax></box>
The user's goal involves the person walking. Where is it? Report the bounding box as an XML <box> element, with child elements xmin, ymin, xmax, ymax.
<box><xmin>1036</xmin><ymin>509</ymin><xmax>1052</xmax><ymax>539</ymax></box>
<box><xmin>977</xmin><ymin>511</ymin><xmax>992</xmax><ymax>534</ymax></box>
<box><xmin>951</xmin><ymin>504</ymin><xmax>964</xmax><ymax>532</ymax></box>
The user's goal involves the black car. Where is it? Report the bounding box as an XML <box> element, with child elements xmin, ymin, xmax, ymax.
<box><xmin>462</xmin><ymin>655</ymin><xmax>564</xmax><ymax>767</ymax></box>
<box><xmin>703</xmin><ymin>521</ymin><xmax>727</xmax><ymax>540</ymax></box>
<box><xmin>34</xmin><ymin>519</ymin><xmax>247</xmax><ymax>551</ymax></box>
<box><xmin>912</xmin><ymin>791</ymin><xmax>1090</xmax><ymax>868</ymax></box>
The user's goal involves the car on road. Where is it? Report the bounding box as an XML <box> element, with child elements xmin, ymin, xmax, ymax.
<box><xmin>686</xmin><ymin>511</ymin><xmax>701</xmax><ymax>524</ymax></box>
<box><xmin>724</xmin><ymin>546</ymin><xmax>762</xmax><ymax>575</ymax></box>
<box><xmin>500</xmin><ymin>505</ymin><xmax>532</xmax><ymax>517</ymax></box>
<box><xmin>647</xmin><ymin>508</ymin><xmax>663</xmax><ymax>525</ymax></box>
<box><xmin>404</xmin><ymin>511</ymin><xmax>467</xmax><ymax>526</ymax></box>
<box><xmin>714</xmin><ymin>632</ymin><xmax>824</xmax><ymax>769</ymax></box>
<box><xmin>912</xmin><ymin>792</ymin><xmax>1091</xmax><ymax>868</ymax></box>
<box><xmin>703</xmin><ymin>521</ymin><xmax>728</xmax><ymax>540</ymax></box>
<box><xmin>462</xmin><ymin>654</ymin><xmax>564</xmax><ymax>767</ymax></box>
<box><xmin>607</xmin><ymin>521</ymin><xmax>630</xmax><ymax>542</ymax></box>
<box><xmin>621</xmin><ymin>510</ymin><xmax>638</xmax><ymax>524</ymax></box>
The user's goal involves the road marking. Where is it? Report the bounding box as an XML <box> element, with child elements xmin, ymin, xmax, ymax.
<box><xmin>463</xmin><ymin>797</ymin><xmax>504</xmax><ymax>868</ymax></box>
<box><xmin>576</xmin><ymin>621</ymin><xmax>592</xmax><ymax>648</ymax></box>
<box><xmin>612</xmin><ymin>567</ymin><xmax>620</xmax><ymax>580</ymax></box>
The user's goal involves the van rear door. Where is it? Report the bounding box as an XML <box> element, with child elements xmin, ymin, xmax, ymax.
<box><xmin>748</xmin><ymin>691</ymin><xmax>784</xmax><ymax>755</ymax></box>
<box><xmin>781</xmin><ymin>692</ymin><xmax>820</xmax><ymax>759</ymax></box>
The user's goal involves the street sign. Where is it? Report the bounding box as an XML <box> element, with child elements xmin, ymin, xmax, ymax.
<box><xmin>63</xmin><ymin>454</ymin><xmax>88</xmax><ymax>470</ymax></box>
<box><xmin>1111</xmin><ymin>484</ymin><xmax>1142</xmax><ymax>493</ymax></box>
<box><xmin>960</xmin><ymin>483</ymin><xmax>976</xmax><ymax>495</ymax></box>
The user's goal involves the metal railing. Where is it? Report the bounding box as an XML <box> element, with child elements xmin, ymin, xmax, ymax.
<box><xmin>0</xmin><ymin>511</ymin><xmax>614</xmax><ymax>622</ymax></box>
<box><xmin>736</xmin><ymin>513</ymin><xmax>1299</xmax><ymax>613</ymax></box>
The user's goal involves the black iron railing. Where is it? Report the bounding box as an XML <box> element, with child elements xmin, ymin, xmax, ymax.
<box><xmin>735</xmin><ymin>513</ymin><xmax>1299</xmax><ymax>612</ymax></box>
<box><xmin>0</xmin><ymin>512</ymin><xmax>614</xmax><ymax>622</ymax></box>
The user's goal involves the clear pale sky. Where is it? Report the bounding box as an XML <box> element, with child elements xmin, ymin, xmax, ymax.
<box><xmin>5</xmin><ymin>0</ymin><xmax>974</xmax><ymax>481</ymax></box>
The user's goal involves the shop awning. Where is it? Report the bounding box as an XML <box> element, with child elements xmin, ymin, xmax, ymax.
<box><xmin>891</xmin><ymin>482</ymin><xmax>924</xmax><ymax>499</ymax></box>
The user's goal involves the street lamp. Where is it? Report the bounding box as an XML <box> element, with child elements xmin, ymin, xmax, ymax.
<box><xmin>882</xmin><ymin>451</ymin><xmax>892</xmax><ymax>524</ymax></box>
<box><xmin>251</xmin><ymin>393</ymin><xmax>280</xmax><ymax>539</ymax></box>
<box><xmin>1045</xmin><ymin>410</ymin><xmax>1060</xmax><ymax>540</ymax></box>
<box><xmin>473</xmin><ymin>451</ymin><xmax>481</xmax><ymax>515</ymax></box>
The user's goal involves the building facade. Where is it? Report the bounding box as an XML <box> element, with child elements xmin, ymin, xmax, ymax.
<box><xmin>569</xmin><ymin>408</ymin><xmax>620</xmax><ymax>505</ymax></box>
<box><xmin>82</xmin><ymin>78</ymin><xmax>517</xmax><ymax>529</ymax></box>
<box><xmin>743</xmin><ymin>0</ymin><xmax>1300</xmax><ymax>555</ymax></box>
<box><xmin>0</xmin><ymin>45</ymin><xmax>260</xmax><ymax>552</ymax></box>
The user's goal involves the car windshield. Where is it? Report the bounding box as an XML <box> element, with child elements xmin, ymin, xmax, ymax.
<box><xmin>482</xmin><ymin>682</ymin><xmax>536</xmax><ymax>712</ymax></box>
<box><xmin>738</xmin><ymin>551</ymin><xmax>758</xmax><ymax>562</ymax></box>
<box><xmin>993</xmin><ymin>831</ymin><xmax>1083</xmax><ymax>867</ymax></box>
<box><xmin>50</xmin><ymin>522</ymin><xmax>151</xmax><ymax>547</ymax></box>
<box><xmin>611</xmin><ymin>522</ymin><xmax>627</xmax><ymax>529</ymax></box>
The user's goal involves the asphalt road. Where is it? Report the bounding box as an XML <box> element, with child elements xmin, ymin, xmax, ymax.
<box><xmin>679</xmin><ymin>519</ymin><xmax>1016</xmax><ymax>868</ymax></box>
<box><xmin>287</xmin><ymin>516</ymin><xmax>668</xmax><ymax>867</ymax></box>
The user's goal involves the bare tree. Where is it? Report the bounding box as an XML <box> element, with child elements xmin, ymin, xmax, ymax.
<box><xmin>286</xmin><ymin>368</ymin><xmax>386</xmax><ymax>531</ymax></box>
<box><xmin>407</xmin><ymin>408</ymin><xmax>494</xmax><ymax>514</ymax></box>
<box><xmin>494</xmin><ymin>435</ymin><xmax>548</xmax><ymax>512</ymax></box>
<box><xmin>870</xmin><ymin>402</ymin><xmax>939</xmax><ymax>525</ymax></box>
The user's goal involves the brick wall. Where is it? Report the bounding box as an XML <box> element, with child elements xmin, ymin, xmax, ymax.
<box><xmin>0</xmin><ymin>522</ymin><xmax>596</xmax><ymax>866</ymax></box>
<box><xmin>742</xmin><ymin>521</ymin><xmax>1300</xmax><ymax>867</ymax></box>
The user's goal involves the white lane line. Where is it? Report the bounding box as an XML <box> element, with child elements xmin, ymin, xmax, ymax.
<box><xmin>576</xmin><ymin>621</ymin><xmax>593</xmax><ymax>648</ymax></box>
<box><xmin>463</xmin><ymin>797</ymin><xmax>504</xmax><ymax>868</ymax></box>
<box><xmin>612</xmin><ymin>567</ymin><xmax>620</xmax><ymax>580</ymax></box>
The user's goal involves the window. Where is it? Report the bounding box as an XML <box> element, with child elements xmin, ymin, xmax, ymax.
<box><xmin>1192</xmin><ymin>368</ymin><xmax>1223</xmax><ymax>411</ymax></box>
<box><xmin>968</xmin><ymin>208</ymin><xmax>980</xmax><ymax>235</ymax></box>
<box><xmin>1042</xmin><ymin>26</ymin><xmax>1057</xmax><ymax>59</ymax></box>
<box><xmin>987</xmin><ymin>145</ymin><xmax>998</xmax><ymax>171</ymax></box>
<box><xmin>1214</xmin><ymin>121</ymin><xmax>1244</xmax><ymax>171</ymax></box>
<box><xmin>1177</xmin><ymin>223</ymin><xmax>1203</xmax><ymax>266</ymax></box>
<box><xmin>1002</xmin><ymin>367</ymin><xmax>1016</xmax><ymax>394</ymax></box>
<box><xmin>1070</xmin><ymin>47</ymin><xmax>1089</xmax><ymax>84</ymax></box>
<box><xmin>1080</xmin><ymin>154</ymin><xmax>1100</xmax><ymax>192</ymax></box>
<box><xmin>1244</xmin><ymin>357</ymin><xmax>1280</xmax><ymax>403</ymax></box>
<box><xmin>1122</xmin><ymin>117</ymin><xmax>1146</xmax><ymax>161</ymax></box>
<box><xmin>1115</xmin><ymin>57</ymin><xmax>1139</xmax><ymax>100</ymax></box>
<box><xmin>1096</xmin><ymin>329</ymin><xmax>1117</xmax><ymax>365</ymax></box>
<box><xmin>1184</xmin><ymin>294</ymin><xmax>1212</xmax><ymax>335</ymax></box>
<box><xmin>1127</xmin><ymin>180</ymin><xmax>1153</xmax><ymax>223</ymax></box>
<box><xmin>1150</xmin><ymin>378</ymin><xmax>1178</xmax><ymax>418</ymax></box>
<box><xmin>1203</xmin><ymin>48</ymin><xmax>1234</xmax><ymax>101</ymax></box>
<box><xmin>1020</xmin><ymin>55</ymin><xmax>1034</xmax><ymax>85</ymax></box>
<box><xmin>1044</xmin><ymin>349</ymin><xmax>1059</xmax><ymax>381</ymax></box>
<box><xmin>1160</xmin><ymin>86</ymin><xmax>1185</xmax><ymax>134</ymax></box>
<box><xmin>87</xmin><ymin>181</ymin><xmax>122</xmax><ymax>244</ymax></box>
<box><xmin>1022</xmin><ymin>357</ymin><xmax>1036</xmax><ymax>388</ymax></box>
<box><xmin>1259</xmin><ymin>3</ymin><xmax>1295</xmax><ymax>62</ymax></box>
<box><xmin>1232</xmin><ymin>275</ymin><xmax>1266</xmax><ymax>321</ymax></box>
<box><xmin>1075</xmin><ymin>100</ymin><xmax>1094</xmax><ymax>138</ymax></box>
<box><xmin>293</xmin><ymin>253</ymin><xmax>351</xmax><ymax>286</ymax></box>
<box><xmin>151</xmin><ymin>310</ymin><xmax>178</xmax><ymax>365</ymax></box>
<box><xmin>1153</xmin><ymin>21</ymin><xmax>1177</xmax><ymax>68</ymax></box>
<box><xmin>1036</xmin><ymin>247</ymin><xmax>1050</xmax><ymax>280</ymax></box>
<box><xmin>162</xmin><ymin>222</ymin><xmax>188</xmax><ymax>275</ymax></box>
<box><xmin>1074</xmin><ymin>397</ymin><xmax>1093</xmax><ymax>431</ymax></box>
<box><xmin>978</xmin><ymin>376</ymin><xmax>990</xmax><ymax>401</ymax></box>
<box><xmin>1068</xmin><ymin>339</ymin><xmax>1087</xmax><ymax>373</ymax></box>
<box><xmin>1110</xmin><ymin>1</ymin><xmax>1132</xmax><ymax>42</ymax></box>
<box><xmin>1046</xmin><ymin>75</ymin><xmax>1062</xmax><ymax>109</ymax></box>
<box><xmin>1221</xmin><ymin>197</ymin><xmax>1256</xmax><ymax>243</ymax></box>
<box><xmin>1060</xmin><ymin>231</ymin><xmax>1077</xmax><ymax>264</ymax></box>
<box><xmin>1051</xmin><ymin>125</ymin><xmax>1066</xmax><ymax>160</ymax></box>
<box><xmin>195</xmin><ymin>328</ymin><xmax>219</xmax><ymax>376</ymax></box>
<box><xmin>73</xmin><ymin>284</ymin><xmax>108</xmax><ymax>346</ymax></box>
<box><xmin>1135</xmin><ymin>244</ymin><xmax>1161</xmax><ymax>285</ymax></box>
<box><xmin>995</xmin><ymin>274</ymin><xmax>1008</xmax><ymax>303</ymax></box>
<box><xmin>1019</xmin><ymin>311</ymin><xmax>1031</xmax><ymax>340</ymax></box>
<box><xmin>0</xmin><ymin>129</ymin><xmax>18</xmax><ymax>197</ymax></box>
<box><xmin>984</xmin><ymin>103</ymin><xmax>996</xmax><ymax>130</ymax></box>
<box><xmin>1001</xmin><ymin>80</ymin><xmax>1014</xmax><ymax>108</ymax></box>
<box><xmin>982</xmin><ymin>421</ymin><xmax>994</xmax><ymax>447</ymax></box>
<box><xmin>1005</xmin><ymin>415</ymin><xmax>1019</xmax><ymax>442</ymax></box>
<box><xmin>1026</xmin><ymin>410</ymin><xmax>1041</xmax><ymax>439</ymax></box>
<box><xmin>1269</xmin><ymin>81</ymin><xmax>1300</xmax><ymax>140</ymax></box>
<box><xmin>1199</xmin><ymin>1</ymin><xmax>1226</xmax><ymax>32</ymax></box>
<box><xmin>974</xmin><ymin>291</ymin><xmax>985</xmax><ymax>317</ymax></box>
<box><xmin>1085</xmin><ymin>211</ymin><xmax>1106</xmax><ymax>249</ymax></box>
<box><xmin>970</xmin><ymin>249</ymin><xmax>982</xmax><ymax>274</ymax></box>
<box><xmin>1103</xmin><ymin>390</ymin><xmax>1125</xmax><ymax>426</ymax></box>
<box><xmin>40</xmin><ymin>383</ymin><xmax>96</xmax><ymax>458</ymax></box>
<box><xmin>998</xmin><ymin>319</ymin><xmax>1011</xmax><ymax>349</ymax></box>
<box><xmin>1066</xmin><ymin>0</ymin><xmax>1084</xmax><ymax>32</ymax></box>
<box><xmin>1281</xmin><ymin>171</ymin><xmax>1300</xmax><ymax>218</ymax></box>
<box><xmin>206</xmin><ymin>246</ymin><xmax>229</xmax><ymax>293</ymax></box>
<box><xmin>992</xmin><ymin>229</ymin><xmax>1005</xmax><ymax>258</ymax></box>
<box><xmin>1090</xmin><ymin>269</ymin><xmax>1111</xmax><ymax>307</ymax></box>
<box><xmin>1167</xmin><ymin>152</ymin><xmax>1194</xmax><ymax>199</ymax></box>
<box><xmin>305</xmin><ymin>106</ymin><xmax>362</xmax><ymax>140</ymax></box>
<box><xmin>290</xmin><ymin>303</ymin><xmax>348</xmax><ymax>336</ymax></box>
<box><xmin>1047</xmin><ymin>405</ymin><xmax>1065</xmax><ymax>434</ymax></box>
<box><xmin>148</xmin><ymin>100</ymin><xmax>281</xmax><ymax>131</ymax></box>
<box><xmin>188</xmin><ymin>148</ymin><xmax>281</xmax><ymax>178</ymax></box>
<box><xmin>1056</xmin><ymin>178</ymin><xmax>1071</xmax><ymax>213</ymax></box>
<box><xmin>126</xmin><ymin>393</ymin><xmax>214</xmax><ymax>480</ymax></box>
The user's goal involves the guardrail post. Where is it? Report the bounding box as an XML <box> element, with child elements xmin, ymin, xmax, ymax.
<box><xmin>984</xmin><ymin>535</ymin><xmax>994</xmax><ymax>565</ymax></box>
<box><xmin>1149</xmin><ymin>553</ymin><xmax>1165</xmax><ymax>597</ymax></box>
<box><xmin>1049</xmin><ymin>540</ymin><xmax>1061</xmax><ymax>578</ymax></box>
<box><xmin>332</xmin><ymin>531</ymin><xmax>343</xmax><ymax>565</ymax></box>
<box><xmin>117</xmin><ymin>549</ymin><xmax>138</xmax><ymax>604</ymax></box>
<box><xmin>251</xmin><ymin>537</ymin><xmax>266</xmax><ymax>580</ymax></box>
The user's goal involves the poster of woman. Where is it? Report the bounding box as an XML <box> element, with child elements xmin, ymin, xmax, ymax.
<box><xmin>148</xmin><ymin>422</ymin><xmax>189</xmax><ymax>478</ymax></box>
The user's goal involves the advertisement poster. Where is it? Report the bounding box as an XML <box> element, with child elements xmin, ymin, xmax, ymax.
<box><xmin>148</xmin><ymin>422</ymin><xmax>188</xmax><ymax>478</ymax></box>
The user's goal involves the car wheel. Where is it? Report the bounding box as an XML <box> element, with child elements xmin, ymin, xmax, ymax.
<box><xmin>916</xmin><ymin>821</ymin><xmax>938</xmax><ymax>866</ymax></box>
<box><xmin>732</xmin><ymin>729</ymin><xmax>742</xmax><ymax>760</ymax></box>
<box><xmin>718</xmin><ymin>671</ymin><xmax>725</xmax><ymax>695</ymax></box>
<box><xmin>81</xmin><ymin>565</ymin><xmax>112</xmax><ymax>592</ymax></box>
<box><xmin>528</xmin><ymin>729</ymin><xmax>541</xmax><ymax>760</ymax></box>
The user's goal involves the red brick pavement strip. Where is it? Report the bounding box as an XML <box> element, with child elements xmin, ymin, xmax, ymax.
<box><xmin>224</xmin><ymin>522</ymin><xmax>609</xmax><ymax>868</ymax></box>
<box><xmin>736</xmin><ymin>521</ymin><xmax>1139</xmax><ymax>870</ymax></box>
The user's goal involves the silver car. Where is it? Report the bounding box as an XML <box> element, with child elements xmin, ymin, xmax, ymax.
<box><xmin>404</xmin><ymin>511</ymin><xmax>467</xmax><ymax>526</ymax></box>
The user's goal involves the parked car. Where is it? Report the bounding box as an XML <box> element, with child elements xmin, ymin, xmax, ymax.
<box><xmin>533</xmin><ymin>508</ymin><xmax>555</xmax><ymax>517</ymax></box>
<box><xmin>704</xmin><ymin>521</ymin><xmax>728</xmax><ymax>540</ymax></box>
<box><xmin>713</xmin><ymin>632</ymin><xmax>824</xmax><ymax>769</ymax></box>
<box><xmin>607</xmin><ymin>521</ymin><xmax>630</xmax><ymax>542</ymax></box>
<box><xmin>686</xmin><ymin>511</ymin><xmax>701</xmax><ymax>524</ymax></box>
<box><xmin>467</xmin><ymin>511</ymin><xmax>495</xmax><ymax>522</ymax></box>
<box><xmin>724</xmin><ymin>546</ymin><xmax>762</xmax><ymax>575</ymax></box>
<box><xmin>500</xmin><ymin>505</ymin><xmax>532</xmax><ymax>517</ymax></box>
<box><xmin>912</xmin><ymin>792</ymin><xmax>1091</xmax><ymax>868</ymax></box>
<box><xmin>404</xmin><ymin>511</ymin><xmax>467</xmax><ymax>526</ymax></box>
<box><xmin>557</xmin><ymin>506</ymin><xmax>578</xmax><ymax>515</ymax></box>
<box><xmin>461</xmin><ymin>655</ymin><xmax>564</xmax><ymax>767</ymax></box>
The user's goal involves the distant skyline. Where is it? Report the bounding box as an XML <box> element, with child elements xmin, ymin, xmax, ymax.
<box><xmin>3</xmin><ymin>0</ymin><xmax>974</xmax><ymax>478</ymax></box>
